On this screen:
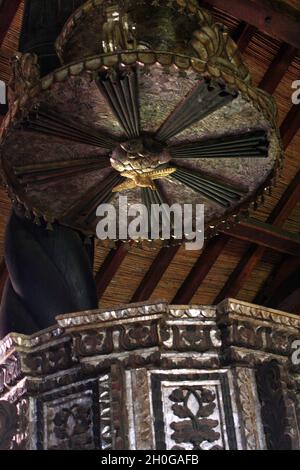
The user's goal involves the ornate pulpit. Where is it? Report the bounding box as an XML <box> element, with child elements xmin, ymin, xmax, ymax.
<box><xmin>1</xmin><ymin>299</ymin><xmax>300</xmax><ymax>450</ymax></box>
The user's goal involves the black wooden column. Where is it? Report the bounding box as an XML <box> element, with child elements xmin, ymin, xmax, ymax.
<box><xmin>0</xmin><ymin>0</ymin><xmax>99</xmax><ymax>338</ymax></box>
<box><xmin>19</xmin><ymin>0</ymin><xmax>85</xmax><ymax>75</ymax></box>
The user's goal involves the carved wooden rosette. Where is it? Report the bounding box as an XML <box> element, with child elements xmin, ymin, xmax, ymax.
<box><xmin>1</xmin><ymin>300</ymin><xmax>300</xmax><ymax>450</ymax></box>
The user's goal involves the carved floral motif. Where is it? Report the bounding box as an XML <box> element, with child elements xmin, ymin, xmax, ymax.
<box><xmin>169</xmin><ymin>387</ymin><xmax>222</xmax><ymax>450</ymax></box>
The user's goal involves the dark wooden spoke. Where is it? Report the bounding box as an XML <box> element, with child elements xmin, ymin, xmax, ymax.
<box><xmin>23</xmin><ymin>106</ymin><xmax>116</xmax><ymax>150</ymax></box>
<box><xmin>63</xmin><ymin>170</ymin><xmax>123</xmax><ymax>227</ymax></box>
<box><xmin>171</xmin><ymin>167</ymin><xmax>247</xmax><ymax>207</ymax></box>
<box><xmin>169</xmin><ymin>130</ymin><xmax>269</xmax><ymax>159</ymax></box>
<box><xmin>141</xmin><ymin>187</ymin><xmax>153</xmax><ymax>238</ymax></box>
<box><xmin>97</xmin><ymin>67</ymin><xmax>140</xmax><ymax>139</ymax></box>
<box><xmin>155</xmin><ymin>79</ymin><xmax>237</xmax><ymax>143</ymax></box>
<box><xmin>14</xmin><ymin>157</ymin><xmax>111</xmax><ymax>187</ymax></box>
<box><xmin>142</xmin><ymin>185</ymin><xmax>173</xmax><ymax>238</ymax></box>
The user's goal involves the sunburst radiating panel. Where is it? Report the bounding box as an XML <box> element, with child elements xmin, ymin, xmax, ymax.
<box><xmin>0</xmin><ymin>0</ymin><xmax>283</xmax><ymax>244</ymax></box>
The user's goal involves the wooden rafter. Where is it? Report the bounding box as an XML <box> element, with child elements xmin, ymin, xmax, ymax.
<box><xmin>95</xmin><ymin>243</ymin><xmax>128</xmax><ymax>300</ymax></box>
<box><xmin>214</xmin><ymin>174</ymin><xmax>300</xmax><ymax>303</ymax></box>
<box><xmin>131</xmin><ymin>246</ymin><xmax>180</xmax><ymax>303</ymax></box>
<box><xmin>201</xmin><ymin>0</ymin><xmax>300</xmax><ymax>48</ymax></box>
<box><xmin>259</xmin><ymin>43</ymin><xmax>296</xmax><ymax>95</ymax></box>
<box><xmin>281</xmin><ymin>105</ymin><xmax>300</xmax><ymax>150</ymax></box>
<box><xmin>221</xmin><ymin>218</ymin><xmax>300</xmax><ymax>256</ymax></box>
<box><xmin>0</xmin><ymin>0</ymin><xmax>22</xmax><ymax>46</ymax></box>
<box><xmin>254</xmin><ymin>255</ymin><xmax>300</xmax><ymax>306</ymax></box>
<box><xmin>232</xmin><ymin>23</ymin><xmax>257</xmax><ymax>53</ymax></box>
<box><xmin>214</xmin><ymin>245</ymin><xmax>266</xmax><ymax>304</ymax></box>
<box><xmin>172</xmin><ymin>235</ymin><xmax>229</xmax><ymax>305</ymax></box>
<box><xmin>267</xmin><ymin>171</ymin><xmax>300</xmax><ymax>226</ymax></box>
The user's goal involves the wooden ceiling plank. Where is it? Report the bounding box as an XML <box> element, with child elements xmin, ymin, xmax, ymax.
<box><xmin>0</xmin><ymin>0</ymin><xmax>22</xmax><ymax>46</ymax></box>
<box><xmin>95</xmin><ymin>243</ymin><xmax>128</xmax><ymax>300</ymax></box>
<box><xmin>201</xmin><ymin>0</ymin><xmax>300</xmax><ymax>48</ymax></box>
<box><xmin>172</xmin><ymin>235</ymin><xmax>229</xmax><ymax>304</ymax></box>
<box><xmin>131</xmin><ymin>245</ymin><xmax>180</xmax><ymax>303</ymax></box>
<box><xmin>259</xmin><ymin>43</ymin><xmax>297</xmax><ymax>95</ymax></box>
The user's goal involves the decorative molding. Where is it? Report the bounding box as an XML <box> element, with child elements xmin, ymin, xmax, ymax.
<box><xmin>168</xmin><ymin>305</ymin><xmax>216</xmax><ymax>320</ymax></box>
<box><xmin>1</xmin><ymin>301</ymin><xmax>300</xmax><ymax>450</ymax></box>
<box><xmin>99</xmin><ymin>374</ymin><xmax>113</xmax><ymax>450</ymax></box>
<box><xmin>233</xmin><ymin>367</ymin><xmax>266</xmax><ymax>450</ymax></box>
<box><xmin>126</xmin><ymin>368</ymin><xmax>154</xmax><ymax>450</ymax></box>
<box><xmin>218</xmin><ymin>299</ymin><xmax>300</xmax><ymax>329</ymax></box>
<box><xmin>57</xmin><ymin>301</ymin><xmax>167</xmax><ymax>328</ymax></box>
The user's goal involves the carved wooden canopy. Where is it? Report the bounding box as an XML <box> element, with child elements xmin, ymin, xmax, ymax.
<box><xmin>0</xmin><ymin>0</ymin><xmax>282</xmax><ymax>243</ymax></box>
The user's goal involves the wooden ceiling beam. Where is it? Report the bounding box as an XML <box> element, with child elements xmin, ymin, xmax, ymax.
<box><xmin>280</xmin><ymin>105</ymin><xmax>300</xmax><ymax>150</ymax></box>
<box><xmin>231</xmin><ymin>22</ymin><xmax>257</xmax><ymax>53</ymax></box>
<box><xmin>214</xmin><ymin>245</ymin><xmax>265</xmax><ymax>304</ymax></box>
<box><xmin>268</xmin><ymin>170</ymin><xmax>300</xmax><ymax>226</ymax></box>
<box><xmin>95</xmin><ymin>243</ymin><xmax>128</xmax><ymax>300</ymax></box>
<box><xmin>214</xmin><ymin>221</ymin><xmax>300</xmax><ymax>304</ymax></box>
<box><xmin>254</xmin><ymin>255</ymin><xmax>300</xmax><ymax>306</ymax></box>
<box><xmin>221</xmin><ymin>218</ymin><xmax>300</xmax><ymax>257</ymax></box>
<box><xmin>259</xmin><ymin>43</ymin><xmax>297</xmax><ymax>95</ymax></box>
<box><xmin>172</xmin><ymin>235</ymin><xmax>229</xmax><ymax>304</ymax></box>
<box><xmin>0</xmin><ymin>0</ymin><xmax>22</xmax><ymax>47</ymax></box>
<box><xmin>131</xmin><ymin>245</ymin><xmax>180</xmax><ymax>303</ymax></box>
<box><xmin>201</xmin><ymin>0</ymin><xmax>300</xmax><ymax>48</ymax></box>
